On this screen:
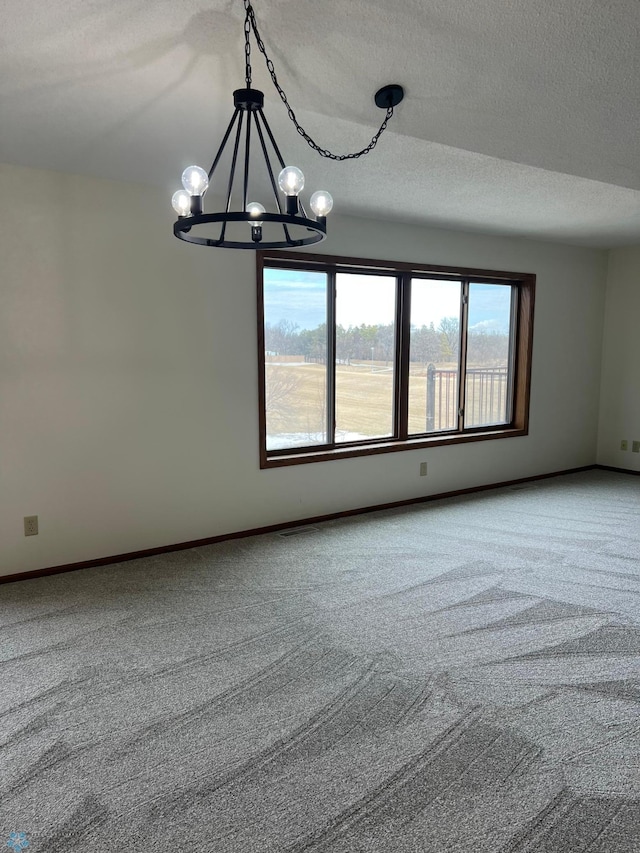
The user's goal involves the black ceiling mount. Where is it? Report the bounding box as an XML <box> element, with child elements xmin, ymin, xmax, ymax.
<box><xmin>375</xmin><ymin>84</ymin><xmax>405</xmax><ymax>110</ymax></box>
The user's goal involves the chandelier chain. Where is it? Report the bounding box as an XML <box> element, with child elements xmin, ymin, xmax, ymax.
<box><xmin>243</xmin><ymin>0</ymin><xmax>396</xmax><ymax>161</ymax></box>
<box><xmin>244</xmin><ymin>8</ymin><xmax>253</xmax><ymax>87</ymax></box>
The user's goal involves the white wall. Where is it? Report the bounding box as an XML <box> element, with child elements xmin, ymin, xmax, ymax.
<box><xmin>0</xmin><ymin>162</ymin><xmax>608</xmax><ymax>577</ymax></box>
<box><xmin>597</xmin><ymin>246</ymin><xmax>640</xmax><ymax>470</ymax></box>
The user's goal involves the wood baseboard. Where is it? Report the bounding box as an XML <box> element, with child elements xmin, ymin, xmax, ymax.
<box><xmin>595</xmin><ymin>464</ymin><xmax>640</xmax><ymax>476</ymax></box>
<box><xmin>0</xmin><ymin>464</ymin><xmax>607</xmax><ymax>586</ymax></box>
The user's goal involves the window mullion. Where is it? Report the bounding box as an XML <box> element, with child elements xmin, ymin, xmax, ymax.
<box><xmin>458</xmin><ymin>280</ymin><xmax>470</xmax><ymax>431</ymax></box>
<box><xmin>505</xmin><ymin>285</ymin><xmax>519</xmax><ymax>425</ymax></box>
<box><xmin>396</xmin><ymin>273</ymin><xmax>411</xmax><ymax>439</ymax></box>
<box><xmin>327</xmin><ymin>270</ymin><xmax>337</xmax><ymax>445</ymax></box>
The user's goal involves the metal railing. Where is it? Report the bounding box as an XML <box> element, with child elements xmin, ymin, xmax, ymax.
<box><xmin>426</xmin><ymin>364</ymin><xmax>509</xmax><ymax>431</ymax></box>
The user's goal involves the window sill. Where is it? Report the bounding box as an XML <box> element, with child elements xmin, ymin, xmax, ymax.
<box><xmin>261</xmin><ymin>426</ymin><xmax>528</xmax><ymax>468</ymax></box>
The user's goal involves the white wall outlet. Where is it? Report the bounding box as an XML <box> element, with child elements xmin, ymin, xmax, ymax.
<box><xmin>633</xmin><ymin>441</ymin><xmax>640</xmax><ymax>453</ymax></box>
<box><xmin>419</xmin><ymin>461</ymin><xmax>428</xmax><ymax>476</ymax></box>
<box><xmin>621</xmin><ymin>439</ymin><xmax>629</xmax><ymax>451</ymax></box>
<box><xmin>24</xmin><ymin>515</ymin><xmax>39</xmax><ymax>536</ymax></box>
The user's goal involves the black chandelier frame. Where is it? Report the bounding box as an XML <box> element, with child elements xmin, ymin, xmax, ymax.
<box><xmin>173</xmin><ymin>0</ymin><xmax>404</xmax><ymax>250</ymax></box>
<box><xmin>174</xmin><ymin>87</ymin><xmax>327</xmax><ymax>249</ymax></box>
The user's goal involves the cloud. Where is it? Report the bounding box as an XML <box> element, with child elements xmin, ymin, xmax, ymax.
<box><xmin>470</xmin><ymin>318</ymin><xmax>506</xmax><ymax>332</ymax></box>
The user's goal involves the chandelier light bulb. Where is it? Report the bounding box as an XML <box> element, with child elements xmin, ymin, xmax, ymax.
<box><xmin>278</xmin><ymin>166</ymin><xmax>305</xmax><ymax>196</ymax></box>
<box><xmin>246</xmin><ymin>202</ymin><xmax>266</xmax><ymax>227</ymax></box>
<box><xmin>172</xmin><ymin>190</ymin><xmax>192</xmax><ymax>217</ymax></box>
<box><xmin>310</xmin><ymin>191</ymin><xmax>333</xmax><ymax>218</ymax></box>
<box><xmin>182</xmin><ymin>165</ymin><xmax>209</xmax><ymax>196</ymax></box>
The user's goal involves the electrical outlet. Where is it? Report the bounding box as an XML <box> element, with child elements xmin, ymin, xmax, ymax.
<box><xmin>419</xmin><ymin>461</ymin><xmax>428</xmax><ymax>476</ymax></box>
<box><xmin>621</xmin><ymin>439</ymin><xmax>629</xmax><ymax>451</ymax></box>
<box><xmin>633</xmin><ymin>441</ymin><xmax>640</xmax><ymax>453</ymax></box>
<box><xmin>24</xmin><ymin>515</ymin><xmax>39</xmax><ymax>536</ymax></box>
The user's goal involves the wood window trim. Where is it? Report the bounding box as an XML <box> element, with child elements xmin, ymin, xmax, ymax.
<box><xmin>257</xmin><ymin>250</ymin><xmax>535</xmax><ymax>469</ymax></box>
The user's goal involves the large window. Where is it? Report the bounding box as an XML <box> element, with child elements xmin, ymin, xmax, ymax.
<box><xmin>258</xmin><ymin>251</ymin><xmax>535</xmax><ymax>467</ymax></box>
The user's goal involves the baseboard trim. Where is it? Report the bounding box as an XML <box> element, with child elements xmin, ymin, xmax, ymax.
<box><xmin>595</xmin><ymin>464</ymin><xmax>640</xmax><ymax>476</ymax></box>
<box><xmin>0</xmin><ymin>464</ymin><xmax>603</xmax><ymax>585</ymax></box>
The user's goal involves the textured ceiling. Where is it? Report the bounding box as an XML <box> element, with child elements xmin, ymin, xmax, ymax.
<box><xmin>1</xmin><ymin>0</ymin><xmax>639</xmax><ymax>246</ymax></box>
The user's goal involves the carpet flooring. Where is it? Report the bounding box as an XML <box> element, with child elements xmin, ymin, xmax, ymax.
<box><xmin>1</xmin><ymin>469</ymin><xmax>640</xmax><ymax>852</ymax></box>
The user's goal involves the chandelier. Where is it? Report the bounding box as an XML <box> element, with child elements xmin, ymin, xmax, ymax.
<box><xmin>172</xmin><ymin>0</ymin><xmax>404</xmax><ymax>250</ymax></box>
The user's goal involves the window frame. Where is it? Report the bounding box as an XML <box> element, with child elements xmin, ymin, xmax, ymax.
<box><xmin>257</xmin><ymin>250</ymin><xmax>535</xmax><ymax>468</ymax></box>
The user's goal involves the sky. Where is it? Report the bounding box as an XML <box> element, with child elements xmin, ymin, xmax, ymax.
<box><xmin>264</xmin><ymin>268</ymin><xmax>512</xmax><ymax>333</ymax></box>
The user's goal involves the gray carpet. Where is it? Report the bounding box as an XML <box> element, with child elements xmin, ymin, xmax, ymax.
<box><xmin>2</xmin><ymin>469</ymin><xmax>640</xmax><ymax>852</ymax></box>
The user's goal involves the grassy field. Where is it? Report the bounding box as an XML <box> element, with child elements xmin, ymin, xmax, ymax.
<box><xmin>265</xmin><ymin>360</ymin><xmax>487</xmax><ymax>441</ymax></box>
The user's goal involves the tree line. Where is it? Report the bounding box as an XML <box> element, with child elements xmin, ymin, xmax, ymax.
<box><xmin>265</xmin><ymin>318</ymin><xmax>508</xmax><ymax>365</ymax></box>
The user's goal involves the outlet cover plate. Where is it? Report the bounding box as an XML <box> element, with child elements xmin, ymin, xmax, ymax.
<box><xmin>621</xmin><ymin>439</ymin><xmax>629</xmax><ymax>451</ymax></box>
<box><xmin>633</xmin><ymin>441</ymin><xmax>640</xmax><ymax>453</ymax></box>
<box><xmin>24</xmin><ymin>515</ymin><xmax>38</xmax><ymax>536</ymax></box>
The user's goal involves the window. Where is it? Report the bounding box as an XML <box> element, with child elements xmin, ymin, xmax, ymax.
<box><xmin>258</xmin><ymin>251</ymin><xmax>535</xmax><ymax>467</ymax></box>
